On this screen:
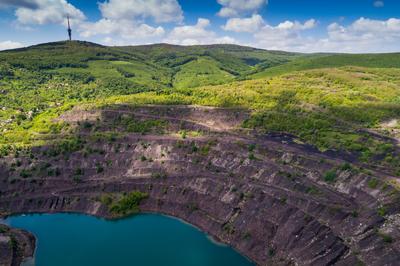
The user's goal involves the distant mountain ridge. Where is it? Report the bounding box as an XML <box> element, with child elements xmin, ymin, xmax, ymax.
<box><xmin>0</xmin><ymin>40</ymin><xmax>301</xmax><ymax>90</ymax></box>
<box><xmin>2</xmin><ymin>41</ymin><xmax>399</xmax><ymax>85</ymax></box>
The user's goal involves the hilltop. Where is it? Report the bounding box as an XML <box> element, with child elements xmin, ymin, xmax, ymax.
<box><xmin>0</xmin><ymin>41</ymin><xmax>301</xmax><ymax>89</ymax></box>
<box><xmin>1</xmin><ymin>41</ymin><xmax>400</xmax><ymax>265</ymax></box>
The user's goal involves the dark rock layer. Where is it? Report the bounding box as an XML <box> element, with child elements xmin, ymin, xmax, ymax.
<box><xmin>0</xmin><ymin>224</ymin><xmax>35</xmax><ymax>266</ymax></box>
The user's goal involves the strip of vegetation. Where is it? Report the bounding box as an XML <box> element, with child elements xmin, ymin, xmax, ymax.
<box><xmin>100</xmin><ymin>191</ymin><xmax>148</xmax><ymax>217</ymax></box>
<box><xmin>112</xmin><ymin>115</ymin><xmax>167</xmax><ymax>134</ymax></box>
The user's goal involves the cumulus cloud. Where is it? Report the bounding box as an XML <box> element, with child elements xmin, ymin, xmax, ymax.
<box><xmin>253</xmin><ymin>19</ymin><xmax>316</xmax><ymax>51</ymax></box>
<box><xmin>222</xmin><ymin>14</ymin><xmax>264</xmax><ymax>32</ymax></box>
<box><xmin>79</xmin><ymin>19</ymin><xmax>165</xmax><ymax>40</ymax></box>
<box><xmin>0</xmin><ymin>40</ymin><xmax>24</xmax><ymax>51</ymax></box>
<box><xmin>277</xmin><ymin>19</ymin><xmax>316</xmax><ymax>30</ymax></box>
<box><xmin>11</xmin><ymin>0</ymin><xmax>85</xmax><ymax>25</ymax></box>
<box><xmin>374</xmin><ymin>1</ymin><xmax>384</xmax><ymax>8</ymax></box>
<box><xmin>319</xmin><ymin>17</ymin><xmax>400</xmax><ymax>52</ymax></box>
<box><xmin>217</xmin><ymin>0</ymin><xmax>267</xmax><ymax>17</ymax></box>
<box><xmin>78</xmin><ymin>0</ymin><xmax>183</xmax><ymax>42</ymax></box>
<box><xmin>250</xmin><ymin>17</ymin><xmax>400</xmax><ymax>53</ymax></box>
<box><xmin>99</xmin><ymin>0</ymin><xmax>183</xmax><ymax>23</ymax></box>
<box><xmin>164</xmin><ymin>18</ymin><xmax>236</xmax><ymax>45</ymax></box>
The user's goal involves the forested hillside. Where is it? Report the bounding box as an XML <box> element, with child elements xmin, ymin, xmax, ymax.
<box><xmin>1</xmin><ymin>41</ymin><xmax>400</xmax><ymax>174</ymax></box>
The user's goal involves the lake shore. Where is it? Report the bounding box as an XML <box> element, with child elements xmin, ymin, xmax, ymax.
<box><xmin>4</xmin><ymin>213</ymin><xmax>254</xmax><ymax>266</ymax></box>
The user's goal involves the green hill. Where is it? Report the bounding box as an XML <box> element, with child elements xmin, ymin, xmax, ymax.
<box><xmin>252</xmin><ymin>53</ymin><xmax>400</xmax><ymax>78</ymax></box>
<box><xmin>0</xmin><ymin>41</ymin><xmax>300</xmax><ymax>144</ymax></box>
<box><xmin>0</xmin><ymin>41</ymin><xmax>172</xmax><ymax>90</ymax></box>
<box><xmin>0</xmin><ymin>41</ymin><xmax>300</xmax><ymax>91</ymax></box>
<box><xmin>118</xmin><ymin>43</ymin><xmax>301</xmax><ymax>83</ymax></box>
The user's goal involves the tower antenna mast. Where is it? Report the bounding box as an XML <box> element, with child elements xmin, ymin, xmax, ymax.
<box><xmin>67</xmin><ymin>15</ymin><xmax>72</xmax><ymax>41</ymax></box>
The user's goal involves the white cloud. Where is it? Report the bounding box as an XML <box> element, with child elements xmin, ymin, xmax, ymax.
<box><xmin>14</xmin><ymin>0</ymin><xmax>85</xmax><ymax>25</ymax></box>
<box><xmin>277</xmin><ymin>19</ymin><xmax>316</xmax><ymax>30</ymax></box>
<box><xmin>253</xmin><ymin>19</ymin><xmax>316</xmax><ymax>51</ymax></box>
<box><xmin>99</xmin><ymin>0</ymin><xmax>183</xmax><ymax>23</ymax></box>
<box><xmin>251</xmin><ymin>17</ymin><xmax>400</xmax><ymax>53</ymax></box>
<box><xmin>164</xmin><ymin>18</ymin><xmax>236</xmax><ymax>45</ymax></box>
<box><xmin>222</xmin><ymin>14</ymin><xmax>264</xmax><ymax>33</ymax></box>
<box><xmin>79</xmin><ymin>19</ymin><xmax>165</xmax><ymax>40</ymax></box>
<box><xmin>217</xmin><ymin>0</ymin><xmax>267</xmax><ymax>17</ymax></box>
<box><xmin>374</xmin><ymin>1</ymin><xmax>384</xmax><ymax>8</ymax></box>
<box><xmin>0</xmin><ymin>40</ymin><xmax>24</xmax><ymax>51</ymax></box>
<box><xmin>102</xmin><ymin>37</ymin><xmax>129</xmax><ymax>46</ymax></box>
<box><xmin>78</xmin><ymin>0</ymin><xmax>183</xmax><ymax>42</ymax></box>
<box><xmin>319</xmin><ymin>17</ymin><xmax>400</xmax><ymax>52</ymax></box>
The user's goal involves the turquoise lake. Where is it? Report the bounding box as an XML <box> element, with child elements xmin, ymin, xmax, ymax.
<box><xmin>5</xmin><ymin>213</ymin><xmax>254</xmax><ymax>266</ymax></box>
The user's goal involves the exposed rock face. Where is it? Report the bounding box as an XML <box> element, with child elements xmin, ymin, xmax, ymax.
<box><xmin>0</xmin><ymin>224</ymin><xmax>35</xmax><ymax>266</ymax></box>
<box><xmin>0</xmin><ymin>105</ymin><xmax>400</xmax><ymax>266</ymax></box>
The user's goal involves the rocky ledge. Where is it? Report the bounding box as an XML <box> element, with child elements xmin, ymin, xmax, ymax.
<box><xmin>0</xmin><ymin>224</ymin><xmax>35</xmax><ymax>266</ymax></box>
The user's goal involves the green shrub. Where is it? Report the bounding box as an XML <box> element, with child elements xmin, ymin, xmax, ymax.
<box><xmin>109</xmin><ymin>191</ymin><xmax>148</xmax><ymax>215</ymax></box>
<box><xmin>324</xmin><ymin>170</ymin><xmax>337</xmax><ymax>183</ymax></box>
<box><xmin>268</xmin><ymin>248</ymin><xmax>275</xmax><ymax>257</ymax></box>
<box><xmin>378</xmin><ymin>232</ymin><xmax>393</xmax><ymax>243</ymax></box>
<box><xmin>151</xmin><ymin>172</ymin><xmax>167</xmax><ymax>179</ymax></box>
<box><xmin>19</xmin><ymin>169</ymin><xmax>31</xmax><ymax>178</ymax></box>
<box><xmin>199</xmin><ymin>145</ymin><xmax>210</xmax><ymax>156</ymax></box>
<box><xmin>100</xmin><ymin>195</ymin><xmax>113</xmax><ymax>206</ymax></box>
<box><xmin>248</xmin><ymin>144</ymin><xmax>256</xmax><ymax>152</ymax></box>
<box><xmin>340</xmin><ymin>162</ymin><xmax>352</xmax><ymax>171</ymax></box>
<box><xmin>249</xmin><ymin>153</ymin><xmax>256</xmax><ymax>160</ymax></box>
<box><xmin>306</xmin><ymin>186</ymin><xmax>320</xmax><ymax>195</ymax></box>
<box><xmin>377</xmin><ymin>206</ymin><xmax>387</xmax><ymax>217</ymax></box>
<box><xmin>368</xmin><ymin>178</ymin><xmax>379</xmax><ymax>189</ymax></box>
<box><xmin>74</xmin><ymin>168</ymin><xmax>84</xmax><ymax>176</ymax></box>
<box><xmin>96</xmin><ymin>165</ymin><xmax>104</xmax><ymax>173</ymax></box>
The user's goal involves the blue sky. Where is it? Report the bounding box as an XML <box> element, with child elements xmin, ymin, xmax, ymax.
<box><xmin>0</xmin><ymin>0</ymin><xmax>399</xmax><ymax>53</ymax></box>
